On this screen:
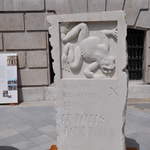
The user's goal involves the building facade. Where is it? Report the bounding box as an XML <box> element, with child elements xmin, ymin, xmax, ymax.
<box><xmin>0</xmin><ymin>0</ymin><xmax>150</xmax><ymax>102</ymax></box>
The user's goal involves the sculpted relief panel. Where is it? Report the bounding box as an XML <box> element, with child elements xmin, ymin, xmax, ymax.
<box><xmin>61</xmin><ymin>22</ymin><xmax>117</xmax><ymax>79</ymax></box>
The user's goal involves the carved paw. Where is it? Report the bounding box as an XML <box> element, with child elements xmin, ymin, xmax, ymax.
<box><xmin>62</xmin><ymin>63</ymin><xmax>71</xmax><ymax>72</ymax></box>
<box><xmin>83</xmin><ymin>69</ymin><xmax>94</xmax><ymax>79</ymax></box>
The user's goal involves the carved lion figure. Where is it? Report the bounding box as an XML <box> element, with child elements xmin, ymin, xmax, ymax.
<box><xmin>61</xmin><ymin>23</ymin><xmax>117</xmax><ymax>78</ymax></box>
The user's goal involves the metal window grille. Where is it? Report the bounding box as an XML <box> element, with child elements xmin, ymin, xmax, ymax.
<box><xmin>127</xmin><ymin>29</ymin><xmax>145</xmax><ymax>80</ymax></box>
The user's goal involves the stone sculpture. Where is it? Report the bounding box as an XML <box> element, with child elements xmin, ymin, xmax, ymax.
<box><xmin>47</xmin><ymin>11</ymin><xmax>127</xmax><ymax>150</ymax></box>
<box><xmin>61</xmin><ymin>23</ymin><xmax>117</xmax><ymax>78</ymax></box>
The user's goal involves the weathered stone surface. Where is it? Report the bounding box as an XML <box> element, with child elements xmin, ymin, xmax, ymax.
<box><xmin>18</xmin><ymin>69</ymin><xmax>48</xmax><ymax>86</ymax></box>
<box><xmin>136</xmin><ymin>10</ymin><xmax>150</xmax><ymax>29</ymax></box>
<box><xmin>106</xmin><ymin>0</ymin><xmax>124</xmax><ymax>10</ymax></box>
<box><xmin>27</xmin><ymin>51</ymin><xmax>48</xmax><ymax>68</ymax></box>
<box><xmin>19</xmin><ymin>87</ymin><xmax>57</xmax><ymax>102</ymax></box>
<box><xmin>17</xmin><ymin>51</ymin><xmax>26</xmax><ymax>69</ymax></box>
<box><xmin>19</xmin><ymin>87</ymin><xmax>56</xmax><ymax>102</ymax></box>
<box><xmin>25</xmin><ymin>13</ymin><xmax>51</xmax><ymax>31</ymax></box>
<box><xmin>0</xmin><ymin>0</ymin><xmax>44</xmax><ymax>11</ymax></box>
<box><xmin>4</xmin><ymin>32</ymin><xmax>47</xmax><ymax>50</ymax></box>
<box><xmin>19</xmin><ymin>87</ymin><xmax>45</xmax><ymax>101</ymax></box>
<box><xmin>0</xmin><ymin>34</ymin><xmax>2</xmax><ymax>50</ymax></box>
<box><xmin>88</xmin><ymin>0</ymin><xmax>105</xmax><ymax>12</ymax></box>
<box><xmin>46</xmin><ymin>0</ymin><xmax>57</xmax><ymax>11</ymax></box>
<box><xmin>46</xmin><ymin>0</ymin><xmax>87</xmax><ymax>13</ymax></box>
<box><xmin>0</xmin><ymin>14</ymin><xmax>24</xmax><ymax>31</ymax></box>
<box><xmin>47</xmin><ymin>11</ymin><xmax>127</xmax><ymax>150</ymax></box>
<box><xmin>124</xmin><ymin>0</ymin><xmax>149</xmax><ymax>26</ymax></box>
<box><xmin>45</xmin><ymin>87</ymin><xmax>57</xmax><ymax>102</ymax></box>
<box><xmin>128</xmin><ymin>82</ymin><xmax>150</xmax><ymax>99</ymax></box>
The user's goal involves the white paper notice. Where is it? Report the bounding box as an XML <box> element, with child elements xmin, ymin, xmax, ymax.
<box><xmin>0</xmin><ymin>53</ymin><xmax>18</xmax><ymax>104</ymax></box>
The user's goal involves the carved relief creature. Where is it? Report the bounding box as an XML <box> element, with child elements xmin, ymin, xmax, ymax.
<box><xmin>61</xmin><ymin>23</ymin><xmax>117</xmax><ymax>78</ymax></box>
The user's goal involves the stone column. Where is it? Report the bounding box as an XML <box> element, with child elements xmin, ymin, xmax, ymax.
<box><xmin>47</xmin><ymin>11</ymin><xmax>127</xmax><ymax>150</ymax></box>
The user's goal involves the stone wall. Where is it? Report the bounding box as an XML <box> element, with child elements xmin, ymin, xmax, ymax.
<box><xmin>0</xmin><ymin>0</ymin><xmax>150</xmax><ymax>102</ymax></box>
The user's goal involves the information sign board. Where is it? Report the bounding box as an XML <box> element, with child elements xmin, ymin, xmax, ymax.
<box><xmin>0</xmin><ymin>53</ymin><xmax>18</xmax><ymax>104</ymax></box>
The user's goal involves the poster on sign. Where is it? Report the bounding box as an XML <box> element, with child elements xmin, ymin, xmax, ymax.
<box><xmin>0</xmin><ymin>53</ymin><xmax>18</xmax><ymax>104</ymax></box>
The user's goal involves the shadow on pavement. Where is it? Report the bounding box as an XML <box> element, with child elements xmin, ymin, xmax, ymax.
<box><xmin>126</xmin><ymin>137</ymin><xmax>140</xmax><ymax>149</ymax></box>
<box><xmin>0</xmin><ymin>138</ymin><xmax>140</xmax><ymax>150</ymax></box>
<box><xmin>0</xmin><ymin>146</ymin><xmax>19</xmax><ymax>150</ymax></box>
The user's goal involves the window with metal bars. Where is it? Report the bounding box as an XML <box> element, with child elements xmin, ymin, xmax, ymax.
<box><xmin>127</xmin><ymin>29</ymin><xmax>145</xmax><ymax>80</ymax></box>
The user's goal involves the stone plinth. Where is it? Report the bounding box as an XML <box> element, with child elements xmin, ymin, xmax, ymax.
<box><xmin>47</xmin><ymin>11</ymin><xmax>127</xmax><ymax>150</ymax></box>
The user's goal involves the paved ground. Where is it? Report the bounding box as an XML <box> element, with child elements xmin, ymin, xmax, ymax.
<box><xmin>0</xmin><ymin>101</ymin><xmax>150</xmax><ymax>150</ymax></box>
<box><xmin>0</xmin><ymin>101</ymin><xmax>56</xmax><ymax>150</ymax></box>
<box><xmin>125</xmin><ymin>103</ymin><xmax>150</xmax><ymax>150</ymax></box>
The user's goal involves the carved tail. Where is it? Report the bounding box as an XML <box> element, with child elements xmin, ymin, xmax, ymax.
<box><xmin>103</xmin><ymin>33</ymin><xmax>110</xmax><ymax>54</ymax></box>
<box><xmin>69</xmin><ymin>46</ymin><xmax>83</xmax><ymax>73</ymax></box>
<box><xmin>62</xmin><ymin>44</ymin><xmax>83</xmax><ymax>73</ymax></box>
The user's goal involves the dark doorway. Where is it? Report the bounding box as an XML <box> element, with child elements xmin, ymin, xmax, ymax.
<box><xmin>127</xmin><ymin>29</ymin><xmax>145</xmax><ymax>80</ymax></box>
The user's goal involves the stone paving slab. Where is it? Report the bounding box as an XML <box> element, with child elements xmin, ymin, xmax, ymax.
<box><xmin>0</xmin><ymin>102</ymin><xmax>56</xmax><ymax>150</ymax></box>
<box><xmin>0</xmin><ymin>101</ymin><xmax>149</xmax><ymax>150</ymax></box>
<box><xmin>125</xmin><ymin>105</ymin><xmax>150</xmax><ymax>150</ymax></box>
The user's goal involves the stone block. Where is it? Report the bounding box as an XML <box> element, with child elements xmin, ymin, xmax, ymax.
<box><xmin>124</xmin><ymin>0</ymin><xmax>149</xmax><ymax>26</ymax></box>
<box><xmin>18</xmin><ymin>69</ymin><xmax>49</xmax><ymax>86</ymax></box>
<box><xmin>0</xmin><ymin>0</ymin><xmax>44</xmax><ymax>11</ymax></box>
<box><xmin>0</xmin><ymin>14</ymin><xmax>24</xmax><ymax>31</ymax></box>
<box><xmin>128</xmin><ymin>82</ymin><xmax>150</xmax><ymax>99</ymax></box>
<box><xmin>27</xmin><ymin>51</ymin><xmax>48</xmax><ymax>68</ymax></box>
<box><xmin>25</xmin><ymin>13</ymin><xmax>52</xmax><ymax>31</ymax></box>
<box><xmin>19</xmin><ymin>87</ymin><xmax>45</xmax><ymax>101</ymax></box>
<box><xmin>0</xmin><ymin>34</ymin><xmax>2</xmax><ymax>50</ymax></box>
<box><xmin>106</xmin><ymin>0</ymin><xmax>124</xmax><ymax>11</ymax></box>
<box><xmin>6</xmin><ymin>52</ymin><xmax>26</xmax><ymax>69</ymax></box>
<box><xmin>17</xmin><ymin>51</ymin><xmax>26</xmax><ymax>69</ymax></box>
<box><xmin>4</xmin><ymin>32</ymin><xmax>47</xmax><ymax>50</ymax></box>
<box><xmin>45</xmin><ymin>86</ymin><xmax>56</xmax><ymax>102</ymax></box>
<box><xmin>136</xmin><ymin>10</ymin><xmax>150</xmax><ymax>29</ymax></box>
<box><xmin>88</xmin><ymin>0</ymin><xmax>105</xmax><ymax>12</ymax></box>
<box><xmin>46</xmin><ymin>0</ymin><xmax>87</xmax><ymax>13</ymax></box>
<box><xmin>46</xmin><ymin>0</ymin><xmax>56</xmax><ymax>11</ymax></box>
<box><xmin>47</xmin><ymin>11</ymin><xmax>127</xmax><ymax>150</ymax></box>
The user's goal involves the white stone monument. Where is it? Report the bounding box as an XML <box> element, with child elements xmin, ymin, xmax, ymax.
<box><xmin>47</xmin><ymin>11</ymin><xmax>127</xmax><ymax>150</ymax></box>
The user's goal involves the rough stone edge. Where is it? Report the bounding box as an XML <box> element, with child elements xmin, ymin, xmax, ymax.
<box><xmin>47</xmin><ymin>16</ymin><xmax>60</xmax><ymax>82</ymax></box>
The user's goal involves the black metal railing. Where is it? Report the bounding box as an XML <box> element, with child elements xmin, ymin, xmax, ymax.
<box><xmin>127</xmin><ymin>29</ymin><xmax>145</xmax><ymax>80</ymax></box>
